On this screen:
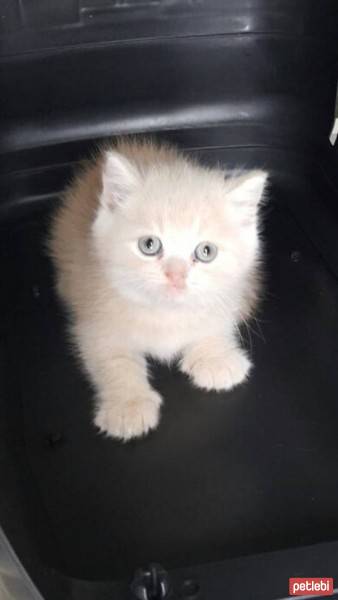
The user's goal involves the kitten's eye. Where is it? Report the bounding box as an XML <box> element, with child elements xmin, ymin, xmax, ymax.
<box><xmin>194</xmin><ymin>242</ymin><xmax>218</xmax><ymax>263</ymax></box>
<box><xmin>138</xmin><ymin>236</ymin><xmax>162</xmax><ymax>256</ymax></box>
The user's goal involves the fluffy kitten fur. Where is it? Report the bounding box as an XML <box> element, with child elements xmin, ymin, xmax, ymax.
<box><xmin>49</xmin><ymin>138</ymin><xmax>267</xmax><ymax>441</ymax></box>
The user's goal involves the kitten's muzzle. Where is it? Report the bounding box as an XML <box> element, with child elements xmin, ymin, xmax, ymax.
<box><xmin>164</xmin><ymin>258</ymin><xmax>188</xmax><ymax>290</ymax></box>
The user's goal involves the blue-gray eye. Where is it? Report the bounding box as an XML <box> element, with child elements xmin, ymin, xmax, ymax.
<box><xmin>138</xmin><ymin>236</ymin><xmax>162</xmax><ymax>256</ymax></box>
<box><xmin>194</xmin><ymin>241</ymin><xmax>218</xmax><ymax>263</ymax></box>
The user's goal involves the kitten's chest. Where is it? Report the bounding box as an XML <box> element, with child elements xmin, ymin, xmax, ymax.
<box><xmin>129</xmin><ymin>307</ymin><xmax>220</xmax><ymax>361</ymax></box>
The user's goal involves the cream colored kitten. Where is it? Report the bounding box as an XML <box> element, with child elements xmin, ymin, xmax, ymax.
<box><xmin>49</xmin><ymin>138</ymin><xmax>267</xmax><ymax>441</ymax></box>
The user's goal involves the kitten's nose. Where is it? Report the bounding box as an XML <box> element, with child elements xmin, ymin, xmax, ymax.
<box><xmin>164</xmin><ymin>259</ymin><xmax>188</xmax><ymax>289</ymax></box>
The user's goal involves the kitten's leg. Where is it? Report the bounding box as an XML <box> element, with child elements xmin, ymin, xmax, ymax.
<box><xmin>93</xmin><ymin>354</ymin><xmax>162</xmax><ymax>441</ymax></box>
<box><xmin>179</xmin><ymin>335</ymin><xmax>251</xmax><ymax>392</ymax></box>
<box><xmin>75</xmin><ymin>328</ymin><xmax>161</xmax><ymax>440</ymax></box>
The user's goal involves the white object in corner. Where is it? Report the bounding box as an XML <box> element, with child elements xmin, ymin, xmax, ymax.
<box><xmin>329</xmin><ymin>117</ymin><xmax>338</xmax><ymax>145</ymax></box>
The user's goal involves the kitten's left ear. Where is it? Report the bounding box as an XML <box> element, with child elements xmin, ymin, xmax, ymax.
<box><xmin>100</xmin><ymin>150</ymin><xmax>139</xmax><ymax>209</ymax></box>
<box><xmin>226</xmin><ymin>170</ymin><xmax>268</xmax><ymax>226</ymax></box>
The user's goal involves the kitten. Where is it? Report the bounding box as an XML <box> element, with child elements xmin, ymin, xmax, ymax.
<box><xmin>49</xmin><ymin>138</ymin><xmax>267</xmax><ymax>441</ymax></box>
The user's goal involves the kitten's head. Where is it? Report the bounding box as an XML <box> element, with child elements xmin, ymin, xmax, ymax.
<box><xmin>92</xmin><ymin>144</ymin><xmax>267</xmax><ymax>312</ymax></box>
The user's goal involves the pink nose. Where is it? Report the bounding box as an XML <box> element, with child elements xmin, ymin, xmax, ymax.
<box><xmin>164</xmin><ymin>260</ymin><xmax>187</xmax><ymax>289</ymax></box>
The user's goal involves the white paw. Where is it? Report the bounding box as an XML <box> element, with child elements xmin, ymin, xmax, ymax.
<box><xmin>180</xmin><ymin>348</ymin><xmax>251</xmax><ymax>392</ymax></box>
<box><xmin>94</xmin><ymin>390</ymin><xmax>162</xmax><ymax>441</ymax></box>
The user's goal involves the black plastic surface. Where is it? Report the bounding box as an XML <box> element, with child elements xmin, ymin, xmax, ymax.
<box><xmin>1</xmin><ymin>1</ymin><xmax>338</xmax><ymax>168</ymax></box>
<box><xmin>1</xmin><ymin>1</ymin><xmax>338</xmax><ymax>599</ymax></box>
<box><xmin>1</xmin><ymin>147</ymin><xmax>338</xmax><ymax>596</ymax></box>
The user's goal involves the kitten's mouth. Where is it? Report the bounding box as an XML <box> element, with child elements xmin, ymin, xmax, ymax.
<box><xmin>165</xmin><ymin>283</ymin><xmax>187</xmax><ymax>299</ymax></box>
<box><xmin>170</xmin><ymin>284</ymin><xmax>185</xmax><ymax>291</ymax></box>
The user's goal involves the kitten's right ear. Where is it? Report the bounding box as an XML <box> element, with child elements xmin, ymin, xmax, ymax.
<box><xmin>100</xmin><ymin>150</ymin><xmax>139</xmax><ymax>209</ymax></box>
<box><xmin>226</xmin><ymin>170</ymin><xmax>268</xmax><ymax>227</ymax></box>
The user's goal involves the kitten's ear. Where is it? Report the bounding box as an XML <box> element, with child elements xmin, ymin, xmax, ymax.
<box><xmin>100</xmin><ymin>150</ymin><xmax>139</xmax><ymax>209</ymax></box>
<box><xmin>227</xmin><ymin>170</ymin><xmax>268</xmax><ymax>226</ymax></box>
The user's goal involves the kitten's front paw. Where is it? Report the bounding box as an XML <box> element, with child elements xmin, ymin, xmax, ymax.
<box><xmin>180</xmin><ymin>348</ymin><xmax>251</xmax><ymax>392</ymax></box>
<box><xmin>94</xmin><ymin>390</ymin><xmax>162</xmax><ymax>441</ymax></box>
